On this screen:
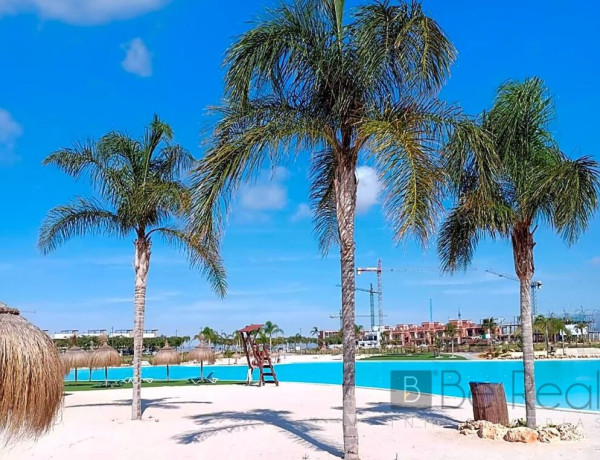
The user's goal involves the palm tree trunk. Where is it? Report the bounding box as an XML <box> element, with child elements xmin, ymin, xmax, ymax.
<box><xmin>334</xmin><ymin>150</ymin><xmax>359</xmax><ymax>460</ymax></box>
<box><xmin>269</xmin><ymin>333</ymin><xmax>272</xmax><ymax>351</ymax></box>
<box><xmin>132</xmin><ymin>236</ymin><xmax>151</xmax><ymax>420</ymax></box>
<box><xmin>512</xmin><ymin>224</ymin><xmax>537</xmax><ymax>428</ymax></box>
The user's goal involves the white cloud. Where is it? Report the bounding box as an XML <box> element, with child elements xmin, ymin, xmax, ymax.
<box><xmin>0</xmin><ymin>108</ymin><xmax>22</xmax><ymax>165</ymax></box>
<box><xmin>0</xmin><ymin>0</ymin><xmax>169</xmax><ymax>25</ymax></box>
<box><xmin>356</xmin><ymin>166</ymin><xmax>380</xmax><ymax>214</ymax></box>
<box><xmin>291</xmin><ymin>203</ymin><xmax>312</xmax><ymax>222</ymax></box>
<box><xmin>121</xmin><ymin>38</ymin><xmax>152</xmax><ymax>77</ymax></box>
<box><xmin>239</xmin><ymin>167</ymin><xmax>289</xmax><ymax>211</ymax></box>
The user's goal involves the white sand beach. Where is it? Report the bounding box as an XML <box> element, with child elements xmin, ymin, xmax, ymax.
<box><xmin>3</xmin><ymin>383</ymin><xmax>599</xmax><ymax>460</ymax></box>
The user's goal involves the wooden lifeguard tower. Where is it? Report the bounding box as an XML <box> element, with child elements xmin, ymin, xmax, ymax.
<box><xmin>238</xmin><ymin>324</ymin><xmax>279</xmax><ymax>386</ymax></box>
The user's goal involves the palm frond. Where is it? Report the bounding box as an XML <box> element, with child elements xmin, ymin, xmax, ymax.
<box><xmin>190</xmin><ymin>99</ymin><xmax>327</xmax><ymax>240</ymax></box>
<box><xmin>353</xmin><ymin>0</ymin><xmax>456</xmax><ymax>100</ymax></box>
<box><xmin>310</xmin><ymin>147</ymin><xmax>339</xmax><ymax>254</ymax></box>
<box><xmin>38</xmin><ymin>198</ymin><xmax>125</xmax><ymax>254</ymax></box>
<box><xmin>361</xmin><ymin>98</ymin><xmax>457</xmax><ymax>244</ymax></box>
<box><xmin>151</xmin><ymin>228</ymin><xmax>227</xmax><ymax>297</ymax></box>
<box><xmin>529</xmin><ymin>154</ymin><xmax>600</xmax><ymax>244</ymax></box>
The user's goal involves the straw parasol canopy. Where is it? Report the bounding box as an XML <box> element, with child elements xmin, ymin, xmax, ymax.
<box><xmin>153</xmin><ymin>341</ymin><xmax>181</xmax><ymax>381</ymax></box>
<box><xmin>188</xmin><ymin>344</ymin><xmax>216</xmax><ymax>380</ymax></box>
<box><xmin>62</xmin><ymin>342</ymin><xmax>90</xmax><ymax>383</ymax></box>
<box><xmin>90</xmin><ymin>337</ymin><xmax>121</xmax><ymax>386</ymax></box>
<box><xmin>0</xmin><ymin>303</ymin><xmax>63</xmax><ymax>441</ymax></box>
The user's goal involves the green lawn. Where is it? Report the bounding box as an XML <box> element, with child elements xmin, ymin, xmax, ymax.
<box><xmin>64</xmin><ymin>380</ymin><xmax>245</xmax><ymax>392</ymax></box>
<box><xmin>361</xmin><ymin>352</ymin><xmax>466</xmax><ymax>361</ymax></box>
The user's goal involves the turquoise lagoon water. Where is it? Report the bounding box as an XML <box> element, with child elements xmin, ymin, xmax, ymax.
<box><xmin>66</xmin><ymin>359</ymin><xmax>600</xmax><ymax>412</ymax></box>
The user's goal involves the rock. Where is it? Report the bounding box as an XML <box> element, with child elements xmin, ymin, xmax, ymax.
<box><xmin>538</xmin><ymin>427</ymin><xmax>560</xmax><ymax>443</ymax></box>
<box><xmin>556</xmin><ymin>423</ymin><xmax>586</xmax><ymax>441</ymax></box>
<box><xmin>478</xmin><ymin>424</ymin><xmax>508</xmax><ymax>440</ymax></box>
<box><xmin>503</xmin><ymin>427</ymin><xmax>539</xmax><ymax>443</ymax></box>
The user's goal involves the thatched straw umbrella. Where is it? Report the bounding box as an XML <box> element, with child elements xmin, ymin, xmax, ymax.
<box><xmin>153</xmin><ymin>341</ymin><xmax>181</xmax><ymax>381</ymax></box>
<box><xmin>90</xmin><ymin>337</ymin><xmax>121</xmax><ymax>387</ymax></box>
<box><xmin>188</xmin><ymin>344</ymin><xmax>216</xmax><ymax>381</ymax></box>
<box><xmin>0</xmin><ymin>303</ymin><xmax>63</xmax><ymax>441</ymax></box>
<box><xmin>62</xmin><ymin>343</ymin><xmax>90</xmax><ymax>383</ymax></box>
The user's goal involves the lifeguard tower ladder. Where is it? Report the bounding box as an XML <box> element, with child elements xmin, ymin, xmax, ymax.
<box><xmin>238</xmin><ymin>324</ymin><xmax>279</xmax><ymax>386</ymax></box>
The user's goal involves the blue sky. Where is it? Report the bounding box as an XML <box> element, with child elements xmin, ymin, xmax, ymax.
<box><xmin>0</xmin><ymin>0</ymin><xmax>599</xmax><ymax>338</ymax></box>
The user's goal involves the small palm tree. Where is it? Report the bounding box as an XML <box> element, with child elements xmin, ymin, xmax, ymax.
<box><xmin>195</xmin><ymin>327</ymin><xmax>219</xmax><ymax>348</ymax></box>
<box><xmin>438</xmin><ymin>77</ymin><xmax>600</xmax><ymax>427</ymax></box>
<box><xmin>38</xmin><ymin>116</ymin><xmax>227</xmax><ymax>420</ymax></box>
<box><xmin>262</xmin><ymin>321</ymin><xmax>283</xmax><ymax>351</ymax></box>
<box><xmin>575</xmin><ymin>322</ymin><xmax>587</xmax><ymax>345</ymax></box>
<box><xmin>190</xmin><ymin>2</ymin><xmax>457</xmax><ymax>456</ymax></box>
<box><xmin>481</xmin><ymin>318</ymin><xmax>497</xmax><ymax>350</ymax></box>
<box><xmin>445</xmin><ymin>322</ymin><xmax>457</xmax><ymax>357</ymax></box>
<box><xmin>533</xmin><ymin>315</ymin><xmax>550</xmax><ymax>351</ymax></box>
<box><xmin>354</xmin><ymin>324</ymin><xmax>364</xmax><ymax>339</ymax></box>
<box><xmin>311</xmin><ymin>326</ymin><xmax>320</xmax><ymax>348</ymax></box>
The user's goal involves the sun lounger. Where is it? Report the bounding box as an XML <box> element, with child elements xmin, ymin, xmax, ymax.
<box><xmin>119</xmin><ymin>377</ymin><xmax>154</xmax><ymax>384</ymax></box>
<box><xmin>188</xmin><ymin>372</ymin><xmax>218</xmax><ymax>385</ymax></box>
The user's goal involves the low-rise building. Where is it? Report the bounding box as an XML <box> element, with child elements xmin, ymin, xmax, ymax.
<box><xmin>109</xmin><ymin>329</ymin><xmax>159</xmax><ymax>339</ymax></box>
<box><xmin>53</xmin><ymin>329</ymin><xmax>79</xmax><ymax>340</ymax></box>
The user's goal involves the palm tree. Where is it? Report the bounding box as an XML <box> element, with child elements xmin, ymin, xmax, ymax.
<box><xmin>481</xmin><ymin>317</ymin><xmax>497</xmax><ymax>351</ymax></box>
<box><xmin>354</xmin><ymin>324</ymin><xmax>364</xmax><ymax>339</ymax></box>
<box><xmin>38</xmin><ymin>116</ymin><xmax>227</xmax><ymax>420</ymax></box>
<box><xmin>438</xmin><ymin>78</ymin><xmax>600</xmax><ymax>428</ymax></box>
<box><xmin>533</xmin><ymin>315</ymin><xmax>550</xmax><ymax>351</ymax></box>
<box><xmin>445</xmin><ymin>322</ymin><xmax>457</xmax><ymax>357</ymax></box>
<box><xmin>311</xmin><ymin>326</ymin><xmax>320</xmax><ymax>348</ymax></box>
<box><xmin>575</xmin><ymin>322</ymin><xmax>587</xmax><ymax>345</ymax></box>
<box><xmin>262</xmin><ymin>321</ymin><xmax>284</xmax><ymax>351</ymax></box>
<box><xmin>189</xmin><ymin>2</ymin><xmax>457</xmax><ymax>456</ymax></box>
<box><xmin>195</xmin><ymin>327</ymin><xmax>219</xmax><ymax>348</ymax></box>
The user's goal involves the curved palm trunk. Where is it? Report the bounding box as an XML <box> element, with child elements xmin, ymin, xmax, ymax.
<box><xmin>512</xmin><ymin>224</ymin><xmax>537</xmax><ymax>428</ymax></box>
<box><xmin>132</xmin><ymin>237</ymin><xmax>151</xmax><ymax>420</ymax></box>
<box><xmin>334</xmin><ymin>151</ymin><xmax>359</xmax><ymax>460</ymax></box>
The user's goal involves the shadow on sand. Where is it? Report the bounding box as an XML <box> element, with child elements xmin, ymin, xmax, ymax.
<box><xmin>331</xmin><ymin>402</ymin><xmax>463</xmax><ymax>428</ymax></box>
<box><xmin>68</xmin><ymin>397</ymin><xmax>212</xmax><ymax>414</ymax></box>
<box><xmin>174</xmin><ymin>409</ymin><xmax>343</xmax><ymax>457</ymax></box>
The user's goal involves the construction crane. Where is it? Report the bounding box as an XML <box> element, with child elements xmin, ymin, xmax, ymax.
<box><xmin>357</xmin><ymin>259</ymin><xmax>441</xmax><ymax>328</ymax></box>
<box><xmin>485</xmin><ymin>269</ymin><xmax>542</xmax><ymax>317</ymax></box>
<box><xmin>336</xmin><ymin>283</ymin><xmax>378</xmax><ymax>329</ymax></box>
<box><xmin>356</xmin><ymin>259</ymin><xmax>384</xmax><ymax>327</ymax></box>
<box><xmin>329</xmin><ymin>311</ymin><xmax>387</xmax><ymax>330</ymax></box>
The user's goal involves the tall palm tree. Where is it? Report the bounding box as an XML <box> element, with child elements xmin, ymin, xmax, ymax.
<box><xmin>262</xmin><ymin>321</ymin><xmax>284</xmax><ymax>350</ymax></box>
<box><xmin>38</xmin><ymin>116</ymin><xmax>227</xmax><ymax>420</ymax></box>
<box><xmin>190</xmin><ymin>2</ymin><xmax>457</xmax><ymax>456</ymax></box>
<box><xmin>438</xmin><ymin>78</ymin><xmax>600</xmax><ymax>428</ymax></box>
<box><xmin>445</xmin><ymin>322</ymin><xmax>457</xmax><ymax>356</ymax></box>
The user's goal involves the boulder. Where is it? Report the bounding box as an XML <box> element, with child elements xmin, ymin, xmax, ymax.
<box><xmin>556</xmin><ymin>423</ymin><xmax>586</xmax><ymax>441</ymax></box>
<box><xmin>478</xmin><ymin>423</ymin><xmax>508</xmax><ymax>440</ymax></box>
<box><xmin>503</xmin><ymin>427</ymin><xmax>539</xmax><ymax>443</ymax></box>
<box><xmin>538</xmin><ymin>427</ymin><xmax>560</xmax><ymax>443</ymax></box>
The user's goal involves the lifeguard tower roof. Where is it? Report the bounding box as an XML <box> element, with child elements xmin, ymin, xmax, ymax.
<box><xmin>238</xmin><ymin>324</ymin><xmax>264</xmax><ymax>333</ymax></box>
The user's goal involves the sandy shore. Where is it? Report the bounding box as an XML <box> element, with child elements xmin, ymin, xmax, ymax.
<box><xmin>3</xmin><ymin>383</ymin><xmax>599</xmax><ymax>459</ymax></box>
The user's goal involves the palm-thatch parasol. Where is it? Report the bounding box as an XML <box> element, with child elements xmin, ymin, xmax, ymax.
<box><xmin>188</xmin><ymin>344</ymin><xmax>216</xmax><ymax>381</ymax></box>
<box><xmin>61</xmin><ymin>340</ymin><xmax>90</xmax><ymax>383</ymax></box>
<box><xmin>153</xmin><ymin>341</ymin><xmax>181</xmax><ymax>381</ymax></box>
<box><xmin>90</xmin><ymin>336</ymin><xmax>121</xmax><ymax>387</ymax></box>
<box><xmin>0</xmin><ymin>303</ymin><xmax>63</xmax><ymax>441</ymax></box>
